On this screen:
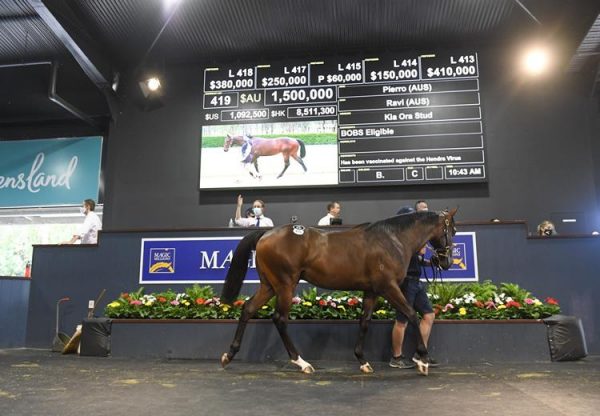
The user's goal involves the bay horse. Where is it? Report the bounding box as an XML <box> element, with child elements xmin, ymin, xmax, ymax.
<box><xmin>223</xmin><ymin>134</ymin><xmax>307</xmax><ymax>179</ymax></box>
<box><xmin>220</xmin><ymin>208</ymin><xmax>458</xmax><ymax>376</ymax></box>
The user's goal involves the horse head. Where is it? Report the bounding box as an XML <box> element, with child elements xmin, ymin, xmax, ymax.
<box><xmin>224</xmin><ymin>134</ymin><xmax>233</xmax><ymax>152</ymax></box>
<box><xmin>429</xmin><ymin>207</ymin><xmax>458</xmax><ymax>270</ymax></box>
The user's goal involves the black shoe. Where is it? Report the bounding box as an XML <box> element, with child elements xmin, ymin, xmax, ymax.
<box><xmin>389</xmin><ymin>355</ymin><xmax>416</xmax><ymax>369</ymax></box>
<box><xmin>427</xmin><ymin>357</ymin><xmax>440</xmax><ymax>368</ymax></box>
<box><xmin>412</xmin><ymin>354</ymin><xmax>440</xmax><ymax>368</ymax></box>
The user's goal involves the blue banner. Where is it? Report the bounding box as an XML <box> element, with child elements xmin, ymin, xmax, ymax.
<box><xmin>140</xmin><ymin>237</ymin><xmax>260</xmax><ymax>284</ymax></box>
<box><xmin>424</xmin><ymin>232</ymin><xmax>479</xmax><ymax>282</ymax></box>
<box><xmin>140</xmin><ymin>233</ymin><xmax>478</xmax><ymax>284</ymax></box>
<box><xmin>0</xmin><ymin>136</ymin><xmax>102</xmax><ymax>208</ymax></box>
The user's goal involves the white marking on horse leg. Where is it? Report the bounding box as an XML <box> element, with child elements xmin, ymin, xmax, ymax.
<box><xmin>221</xmin><ymin>352</ymin><xmax>231</xmax><ymax>368</ymax></box>
<box><xmin>291</xmin><ymin>356</ymin><xmax>315</xmax><ymax>374</ymax></box>
<box><xmin>412</xmin><ymin>357</ymin><xmax>429</xmax><ymax>376</ymax></box>
<box><xmin>360</xmin><ymin>362</ymin><xmax>374</xmax><ymax>373</ymax></box>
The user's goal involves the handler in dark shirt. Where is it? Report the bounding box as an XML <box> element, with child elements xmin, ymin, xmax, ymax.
<box><xmin>389</xmin><ymin>202</ymin><xmax>439</xmax><ymax>369</ymax></box>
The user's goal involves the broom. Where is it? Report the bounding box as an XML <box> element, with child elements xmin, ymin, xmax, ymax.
<box><xmin>62</xmin><ymin>289</ymin><xmax>106</xmax><ymax>354</ymax></box>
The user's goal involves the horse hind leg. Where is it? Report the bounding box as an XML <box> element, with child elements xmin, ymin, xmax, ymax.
<box><xmin>291</xmin><ymin>154</ymin><xmax>307</xmax><ymax>172</ymax></box>
<box><xmin>221</xmin><ymin>283</ymin><xmax>273</xmax><ymax>368</ymax></box>
<box><xmin>272</xmin><ymin>287</ymin><xmax>314</xmax><ymax>373</ymax></box>
<box><xmin>354</xmin><ymin>292</ymin><xmax>376</xmax><ymax>373</ymax></box>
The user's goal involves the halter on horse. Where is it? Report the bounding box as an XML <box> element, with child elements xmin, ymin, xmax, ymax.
<box><xmin>219</xmin><ymin>208</ymin><xmax>458</xmax><ymax>376</ymax></box>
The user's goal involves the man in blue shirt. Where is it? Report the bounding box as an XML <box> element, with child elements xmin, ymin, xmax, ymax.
<box><xmin>389</xmin><ymin>201</ymin><xmax>439</xmax><ymax>369</ymax></box>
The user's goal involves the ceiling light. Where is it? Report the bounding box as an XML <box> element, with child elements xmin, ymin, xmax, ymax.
<box><xmin>522</xmin><ymin>47</ymin><xmax>550</xmax><ymax>76</ymax></box>
<box><xmin>146</xmin><ymin>77</ymin><xmax>161</xmax><ymax>91</ymax></box>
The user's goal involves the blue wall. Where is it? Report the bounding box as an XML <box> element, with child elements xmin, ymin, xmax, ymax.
<box><xmin>0</xmin><ymin>277</ymin><xmax>30</xmax><ymax>347</ymax></box>
<box><xmin>25</xmin><ymin>224</ymin><xmax>600</xmax><ymax>353</ymax></box>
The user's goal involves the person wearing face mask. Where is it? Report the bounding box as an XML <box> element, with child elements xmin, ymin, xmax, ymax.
<box><xmin>234</xmin><ymin>195</ymin><xmax>274</xmax><ymax>227</ymax></box>
<box><xmin>62</xmin><ymin>199</ymin><xmax>102</xmax><ymax>244</ymax></box>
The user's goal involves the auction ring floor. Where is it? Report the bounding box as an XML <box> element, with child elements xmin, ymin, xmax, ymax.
<box><xmin>1</xmin><ymin>349</ymin><xmax>598</xmax><ymax>416</ymax></box>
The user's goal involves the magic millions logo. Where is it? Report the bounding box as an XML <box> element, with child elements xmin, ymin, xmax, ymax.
<box><xmin>149</xmin><ymin>248</ymin><xmax>175</xmax><ymax>273</ymax></box>
<box><xmin>451</xmin><ymin>243</ymin><xmax>467</xmax><ymax>270</ymax></box>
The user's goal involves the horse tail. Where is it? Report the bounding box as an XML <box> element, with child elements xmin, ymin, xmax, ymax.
<box><xmin>297</xmin><ymin>139</ymin><xmax>306</xmax><ymax>158</ymax></box>
<box><xmin>221</xmin><ymin>229</ymin><xmax>267</xmax><ymax>304</ymax></box>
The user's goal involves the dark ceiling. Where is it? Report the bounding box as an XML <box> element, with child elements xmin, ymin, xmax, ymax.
<box><xmin>1</xmin><ymin>0</ymin><xmax>599</xmax><ymax>130</ymax></box>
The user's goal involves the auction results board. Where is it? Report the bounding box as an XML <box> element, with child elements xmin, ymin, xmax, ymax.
<box><xmin>200</xmin><ymin>51</ymin><xmax>485</xmax><ymax>189</ymax></box>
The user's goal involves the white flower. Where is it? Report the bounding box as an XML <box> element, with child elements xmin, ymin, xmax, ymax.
<box><xmin>432</xmin><ymin>294</ymin><xmax>440</xmax><ymax>300</ymax></box>
<box><xmin>316</xmin><ymin>296</ymin><xmax>321</xmax><ymax>301</ymax></box>
<box><xmin>505</xmin><ymin>296</ymin><xmax>513</xmax><ymax>303</ymax></box>
<box><xmin>326</xmin><ymin>296</ymin><xmax>332</xmax><ymax>301</ymax></box>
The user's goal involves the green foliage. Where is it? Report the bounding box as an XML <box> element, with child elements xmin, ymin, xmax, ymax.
<box><xmin>104</xmin><ymin>282</ymin><xmax>561</xmax><ymax>321</ymax></box>
<box><xmin>0</xmin><ymin>223</ymin><xmax>74</xmax><ymax>276</ymax></box>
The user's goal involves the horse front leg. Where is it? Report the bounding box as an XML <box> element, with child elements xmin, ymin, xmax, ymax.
<box><xmin>381</xmin><ymin>283</ymin><xmax>430</xmax><ymax>376</ymax></box>
<box><xmin>253</xmin><ymin>157</ymin><xmax>262</xmax><ymax>179</ymax></box>
<box><xmin>222</xmin><ymin>284</ymin><xmax>273</xmax><ymax>368</ymax></box>
<box><xmin>354</xmin><ymin>292</ymin><xmax>376</xmax><ymax>373</ymax></box>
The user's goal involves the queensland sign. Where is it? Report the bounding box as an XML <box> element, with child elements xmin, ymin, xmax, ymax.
<box><xmin>424</xmin><ymin>232</ymin><xmax>479</xmax><ymax>282</ymax></box>
<box><xmin>139</xmin><ymin>237</ymin><xmax>259</xmax><ymax>284</ymax></box>
<box><xmin>0</xmin><ymin>136</ymin><xmax>103</xmax><ymax>208</ymax></box>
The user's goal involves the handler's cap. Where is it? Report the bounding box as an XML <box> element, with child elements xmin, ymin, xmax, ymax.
<box><xmin>396</xmin><ymin>206</ymin><xmax>415</xmax><ymax>215</ymax></box>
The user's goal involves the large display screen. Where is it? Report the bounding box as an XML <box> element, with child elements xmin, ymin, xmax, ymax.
<box><xmin>199</xmin><ymin>52</ymin><xmax>485</xmax><ymax>189</ymax></box>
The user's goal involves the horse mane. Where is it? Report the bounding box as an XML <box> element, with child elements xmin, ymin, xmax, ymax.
<box><xmin>365</xmin><ymin>211</ymin><xmax>439</xmax><ymax>234</ymax></box>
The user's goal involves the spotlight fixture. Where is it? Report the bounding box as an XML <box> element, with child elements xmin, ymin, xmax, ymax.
<box><xmin>146</xmin><ymin>77</ymin><xmax>161</xmax><ymax>91</ymax></box>
<box><xmin>522</xmin><ymin>47</ymin><xmax>550</xmax><ymax>76</ymax></box>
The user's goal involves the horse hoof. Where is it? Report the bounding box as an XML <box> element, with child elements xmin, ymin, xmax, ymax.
<box><xmin>302</xmin><ymin>364</ymin><xmax>315</xmax><ymax>374</ymax></box>
<box><xmin>360</xmin><ymin>363</ymin><xmax>374</xmax><ymax>373</ymax></box>
<box><xmin>292</xmin><ymin>356</ymin><xmax>314</xmax><ymax>374</ymax></box>
<box><xmin>412</xmin><ymin>357</ymin><xmax>429</xmax><ymax>376</ymax></box>
<box><xmin>221</xmin><ymin>353</ymin><xmax>231</xmax><ymax>368</ymax></box>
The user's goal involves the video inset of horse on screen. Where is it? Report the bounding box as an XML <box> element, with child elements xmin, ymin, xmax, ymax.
<box><xmin>200</xmin><ymin>121</ymin><xmax>338</xmax><ymax>189</ymax></box>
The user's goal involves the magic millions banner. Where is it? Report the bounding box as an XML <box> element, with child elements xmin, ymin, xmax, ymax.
<box><xmin>0</xmin><ymin>136</ymin><xmax>103</xmax><ymax>208</ymax></box>
<box><xmin>140</xmin><ymin>237</ymin><xmax>260</xmax><ymax>284</ymax></box>
<box><xmin>140</xmin><ymin>233</ymin><xmax>478</xmax><ymax>284</ymax></box>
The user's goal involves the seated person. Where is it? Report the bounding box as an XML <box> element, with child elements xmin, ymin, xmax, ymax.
<box><xmin>234</xmin><ymin>195</ymin><xmax>274</xmax><ymax>227</ymax></box>
<box><xmin>537</xmin><ymin>220</ymin><xmax>557</xmax><ymax>236</ymax></box>
<box><xmin>318</xmin><ymin>201</ymin><xmax>342</xmax><ymax>226</ymax></box>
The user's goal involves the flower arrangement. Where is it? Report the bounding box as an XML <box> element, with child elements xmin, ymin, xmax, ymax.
<box><xmin>104</xmin><ymin>281</ymin><xmax>560</xmax><ymax>320</ymax></box>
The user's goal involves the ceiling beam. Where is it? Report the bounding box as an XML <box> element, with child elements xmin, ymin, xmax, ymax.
<box><xmin>26</xmin><ymin>0</ymin><xmax>113</xmax><ymax>90</ymax></box>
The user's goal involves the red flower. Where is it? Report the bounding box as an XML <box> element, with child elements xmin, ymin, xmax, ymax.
<box><xmin>318</xmin><ymin>299</ymin><xmax>328</xmax><ymax>307</ymax></box>
<box><xmin>120</xmin><ymin>292</ymin><xmax>130</xmax><ymax>300</ymax></box>
<box><xmin>157</xmin><ymin>296</ymin><xmax>167</xmax><ymax>303</ymax></box>
<box><xmin>485</xmin><ymin>300</ymin><xmax>496</xmax><ymax>310</ymax></box>
<box><xmin>347</xmin><ymin>298</ymin><xmax>359</xmax><ymax>307</ymax></box>
<box><xmin>545</xmin><ymin>297</ymin><xmax>559</xmax><ymax>305</ymax></box>
<box><xmin>506</xmin><ymin>300</ymin><xmax>521</xmax><ymax>308</ymax></box>
<box><xmin>195</xmin><ymin>298</ymin><xmax>205</xmax><ymax>305</ymax></box>
<box><xmin>474</xmin><ymin>301</ymin><xmax>484</xmax><ymax>308</ymax></box>
<box><xmin>433</xmin><ymin>305</ymin><xmax>442</xmax><ymax>316</ymax></box>
<box><xmin>233</xmin><ymin>299</ymin><xmax>245</xmax><ymax>307</ymax></box>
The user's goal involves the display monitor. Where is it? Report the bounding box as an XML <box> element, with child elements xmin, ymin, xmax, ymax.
<box><xmin>199</xmin><ymin>51</ymin><xmax>486</xmax><ymax>190</ymax></box>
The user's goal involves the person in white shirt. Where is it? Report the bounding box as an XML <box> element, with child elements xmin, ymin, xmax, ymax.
<box><xmin>317</xmin><ymin>201</ymin><xmax>341</xmax><ymax>226</ymax></box>
<box><xmin>234</xmin><ymin>195</ymin><xmax>274</xmax><ymax>227</ymax></box>
<box><xmin>63</xmin><ymin>199</ymin><xmax>103</xmax><ymax>244</ymax></box>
